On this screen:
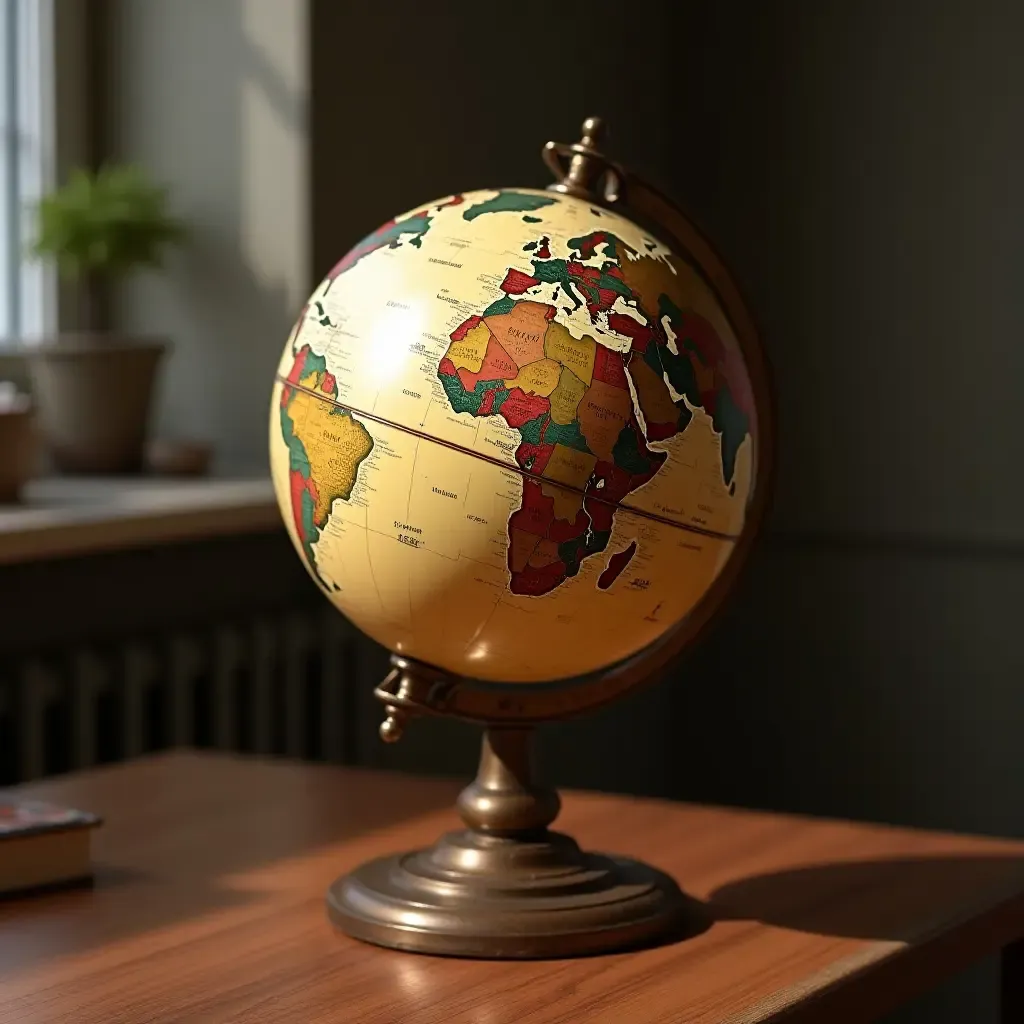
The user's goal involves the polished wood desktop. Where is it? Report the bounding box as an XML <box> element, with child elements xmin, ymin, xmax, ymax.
<box><xmin>1</xmin><ymin>751</ymin><xmax>1022</xmax><ymax>1023</ymax></box>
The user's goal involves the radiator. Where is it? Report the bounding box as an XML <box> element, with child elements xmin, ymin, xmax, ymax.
<box><xmin>0</xmin><ymin>605</ymin><xmax>384</xmax><ymax>785</ymax></box>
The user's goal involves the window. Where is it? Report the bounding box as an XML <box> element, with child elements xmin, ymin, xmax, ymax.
<box><xmin>0</xmin><ymin>0</ymin><xmax>55</xmax><ymax>342</ymax></box>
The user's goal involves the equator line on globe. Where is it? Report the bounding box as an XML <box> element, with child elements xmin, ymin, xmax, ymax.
<box><xmin>270</xmin><ymin>177</ymin><xmax>759</xmax><ymax>684</ymax></box>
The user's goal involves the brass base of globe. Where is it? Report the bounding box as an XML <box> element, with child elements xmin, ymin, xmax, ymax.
<box><xmin>327</xmin><ymin>828</ymin><xmax>689</xmax><ymax>959</ymax></box>
<box><xmin>327</xmin><ymin>717</ymin><xmax>694</xmax><ymax>958</ymax></box>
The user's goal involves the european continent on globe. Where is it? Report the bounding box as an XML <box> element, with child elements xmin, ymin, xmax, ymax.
<box><xmin>270</xmin><ymin>189</ymin><xmax>757</xmax><ymax>683</ymax></box>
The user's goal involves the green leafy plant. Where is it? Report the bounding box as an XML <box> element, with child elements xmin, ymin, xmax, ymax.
<box><xmin>29</xmin><ymin>163</ymin><xmax>185</xmax><ymax>281</ymax></box>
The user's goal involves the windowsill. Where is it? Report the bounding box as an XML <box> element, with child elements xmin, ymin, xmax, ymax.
<box><xmin>0</xmin><ymin>475</ymin><xmax>281</xmax><ymax>565</ymax></box>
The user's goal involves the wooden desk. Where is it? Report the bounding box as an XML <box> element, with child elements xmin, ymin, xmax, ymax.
<box><xmin>1</xmin><ymin>751</ymin><xmax>1022</xmax><ymax>1023</ymax></box>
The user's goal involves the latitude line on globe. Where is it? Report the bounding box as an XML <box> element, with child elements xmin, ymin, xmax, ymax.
<box><xmin>277</xmin><ymin>374</ymin><xmax>742</xmax><ymax>544</ymax></box>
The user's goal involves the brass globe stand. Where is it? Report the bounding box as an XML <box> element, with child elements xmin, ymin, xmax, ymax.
<box><xmin>328</xmin><ymin>683</ymin><xmax>687</xmax><ymax>958</ymax></box>
<box><xmin>326</xmin><ymin>118</ymin><xmax>775</xmax><ymax>959</ymax></box>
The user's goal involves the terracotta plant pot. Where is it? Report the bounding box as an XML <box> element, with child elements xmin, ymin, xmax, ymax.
<box><xmin>27</xmin><ymin>334</ymin><xmax>168</xmax><ymax>475</ymax></box>
<box><xmin>0</xmin><ymin>391</ymin><xmax>38</xmax><ymax>502</ymax></box>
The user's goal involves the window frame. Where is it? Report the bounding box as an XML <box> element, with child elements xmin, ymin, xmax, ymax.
<box><xmin>0</xmin><ymin>0</ymin><xmax>56</xmax><ymax>344</ymax></box>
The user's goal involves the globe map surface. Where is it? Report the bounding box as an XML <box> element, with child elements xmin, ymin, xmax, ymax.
<box><xmin>270</xmin><ymin>188</ymin><xmax>758</xmax><ymax>683</ymax></box>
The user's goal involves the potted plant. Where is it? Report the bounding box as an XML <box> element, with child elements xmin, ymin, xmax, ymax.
<box><xmin>26</xmin><ymin>164</ymin><xmax>185</xmax><ymax>474</ymax></box>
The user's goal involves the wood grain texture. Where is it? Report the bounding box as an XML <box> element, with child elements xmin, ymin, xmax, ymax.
<box><xmin>1</xmin><ymin>751</ymin><xmax>1023</xmax><ymax>1024</ymax></box>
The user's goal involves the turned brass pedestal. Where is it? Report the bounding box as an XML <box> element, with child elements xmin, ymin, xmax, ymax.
<box><xmin>327</xmin><ymin>725</ymin><xmax>689</xmax><ymax>958</ymax></box>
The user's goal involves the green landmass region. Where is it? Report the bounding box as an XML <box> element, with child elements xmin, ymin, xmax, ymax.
<box><xmin>644</xmin><ymin>338</ymin><xmax>700</xmax><ymax>408</ymax></box>
<box><xmin>559</xmin><ymin>528</ymin><xmax>612</xmax><ymax>579</ymax></box>
<box><xmin>611</xmin><ymin>423</ymin><xmax>654</xmax><ymax>475</ymax></box>
<box><xmin>516</xmin><ymin>413</ymin><xmax>548</xmax><ymax>447</ymax></box>
<box><xmin>656</xmin><ymin>293</ymin><xmax>749</xmax><ymax>483</ymax></box>
<box><xmin>438</xmin><ymin>373</ymin><xmax>506</xmax><ymax>416</ymax></box>
<box><xmin>528</xmin><ymin>256</ymin><xmax>632</xmax><ymax>312</ymax></box>
<box><xmin>463</xmin><ymin>191</ymin><xmax>558</xmax><ymax>222</ymax></box>
<box><xmin>542</xmin><ymin>417</ymin><xmax>591</xmax><ymax>452</ymax></box>
<box><xmin>482</xmin><ymin>295</ymin><xmax>516</xmax><ymax>317</ymax></box>
<box><xmin>523</xmin><ymin>215</ymin><xmax>543</xmax><ymax>223</ymax></box>
<box><xmin>711</xmin><ymin>385</ymin><xmax>748</xmax><ymax>489</ymax></box>
<box><xmin>330</xmin><ymin>211</ymin><xmax>433</xmax><ymax>282</ymax></box>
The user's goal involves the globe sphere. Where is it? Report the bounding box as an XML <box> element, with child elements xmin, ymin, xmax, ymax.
<box><xmin>270</xmin><ymin>188</ymin><xmax>760</xmax><ymax>684</ymax></box>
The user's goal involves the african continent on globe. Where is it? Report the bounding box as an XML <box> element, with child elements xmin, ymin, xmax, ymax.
<box><xmin>270</xmin><ymin>188</ymin><xmax>757</xmax><ymax>683</ymax></box>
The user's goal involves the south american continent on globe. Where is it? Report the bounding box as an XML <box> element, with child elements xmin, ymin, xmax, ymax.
<box><xmin>270</xmin><ymin>188</ymin><xmax>758</xmax><ymax>683</ymax></box>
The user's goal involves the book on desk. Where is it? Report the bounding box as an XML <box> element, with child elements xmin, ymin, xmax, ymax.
<box><xmin>0</xmin><ymin>798</ymin><xmax>100</xmax><ymax>897</ymax></box>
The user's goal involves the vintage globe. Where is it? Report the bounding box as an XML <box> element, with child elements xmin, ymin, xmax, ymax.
<box><xmin>270</xmin><ymin>185</ymin><xmax>763</xmax><ymax>685</ymax></box>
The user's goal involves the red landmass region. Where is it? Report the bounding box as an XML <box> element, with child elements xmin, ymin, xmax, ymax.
<box><xmin>450</xmin><ymin>315</ymin><xmax>483</xmax><ymax>343</ymax></box>
<box><xmin>499</xmin><ymin>388</ymin><xmax>549</xmax><ymax>429</ymax></box>
<box><xmin>512</xmin><ymin>559</ymin><xmax>567</xmax><ymax>597</ymax></box>
<box><xmin>644</xmin><ymin>419</ymin><xmax>677</xmax><ymax>442</ymax></box>
<box><xmin>320</xmin><ymin>372</ymin><xmax>336</xmax><ymax>395</ymax></box>
<box><xmin>477</xmin><ymin>387</ymin><xmax>500</xmax><ymax>416</ymax></box>
<box><xmin>438</xmin><ymin>356</ymin><xmax>458</xmax><ymax>377</ymax></box>
<box><xmin>289</xmin><ymin>471</ymin><xmax>319</xmax><ymax>543</ymax></box>
<box><xmin>592</xmin><ymin>344</ymin><xmax>630</xmax><ymax>390</ymax></box>
<box><xmin>501</xmin><ymin>268</ymin><xmax>540</xmax><ymax>295</ymax></box>
<box><xmin>608</xmin><ymin>313</ymin><xmax>653</xmax><ymax>352</ymax></box>
<box><xmin>537</xmin><ymin>236</ymin><xmax>551</xmax><ymax>259</ymax></box>
<box><xmin>598</xmin><ymin>540</ymin><xmax>638</xmax><ymax>590</ymax></box>
<box><xmin>566</xmin><ymin>262</ymin><xmax>620</xmax><ymax>316</ymax></box>
<box><xmin>285</xmin><ymin>346</ymin><xmax>308</xmax><ymax>385</ymax></box>
<box><xmin>572</xmin><ymin>232</ymin><xmax>608</xmax><ymax>259</ymax></box>
<box><xmin>584</xmin><ymin>462</ymin><xmax>633</xmax><ymax>531</ymax></box>
<box><xmin>509</xmin><ymin>480</ymin><xmax>554</xmax><ymax>537</ymax></box>
<box><xmin>515</xmin><ymin>441</ymin><xmax>555</xmax><ymax>474</ymax></box>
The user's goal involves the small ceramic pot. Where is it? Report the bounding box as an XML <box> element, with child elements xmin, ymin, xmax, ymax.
<box><xmin>28</xmin><ymin>334</ymin><xmax>168</xmax><ymax>474</ymax></box>
<box><xmin>0</xmin><ymin>391</ymin><xmax>38</xmax><ymax>502</ymax></box>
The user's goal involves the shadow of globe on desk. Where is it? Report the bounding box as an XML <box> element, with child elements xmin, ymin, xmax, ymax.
<box><xmin>707</xmin><ymin>854</ymin><xmax>1024</xmax><ymax>940</ymax></box>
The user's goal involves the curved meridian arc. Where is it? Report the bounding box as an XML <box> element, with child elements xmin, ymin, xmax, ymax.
<box><xmin>275</xmin><ymin>374</ymin><xmax>743</xmax><ymax>544</ymax></box>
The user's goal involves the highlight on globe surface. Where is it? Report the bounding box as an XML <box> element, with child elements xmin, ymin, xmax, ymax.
<box><xmin>271</xmin><ymin>180</ymin><xmax>759</xmax><ymax>685</ymax></box>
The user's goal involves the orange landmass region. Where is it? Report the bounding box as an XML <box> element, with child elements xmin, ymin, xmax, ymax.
<box><xmin>476</xmin><ymin>334</ymin><xmax>517</xmax><ymax>380</ymax></box>
<box><xmin>543</xmin><ymin>321</ymin><xmax>596</xmax><ymax>385</ymax></box>
<box><xmin>508</xmin><ymin>528</ymin><xmax>543</xmax><ymax>573</ymax></box>
<box><xmin>628</xmin><ymin>356</ymin><xmax>678</xmax><ymax>428</ymax></box>
<box><xmin>485</xmin><ymin>301</ymin><xmax>550</xmax><ymax>368</ymax></box>
<box><xmin>456</xmin><ymin>333</ymin><xmax>518</xmax><ymax>389</ymax></box>
<box><xmin>577</xmin><ymin>378</ymin><xmax>634</xmax><ymax>461</ymax></box>
<box><xmin>288</xmin><ymin>389</ymin><xmax>374</xmax><ymax>525</ymax></box>
<box><xmin>504</xmin><ymin>358</ymin><xmax>562</xmax><ymax>397</ymax></box>
<box><xmin>548</xmin><ymin>366</ymin><xmax>589</xmax><ymax>425</ymax></box>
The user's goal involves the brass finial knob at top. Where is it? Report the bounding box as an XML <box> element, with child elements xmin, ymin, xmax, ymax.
<box><xmin>543</xmin><ymin>115</ymin><xmax>621</xmax><ymax>202</ymax></box>
<box><xmin>578</xmin><ymin>116</ymin><xmax>606</xmax><ymax>152</ymax></box>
